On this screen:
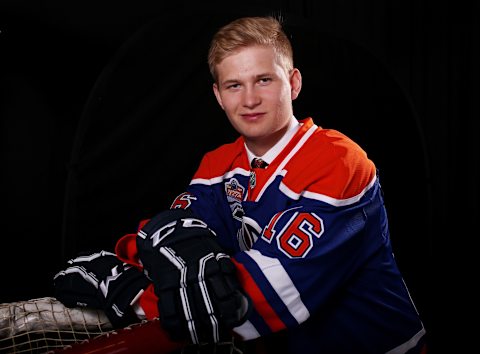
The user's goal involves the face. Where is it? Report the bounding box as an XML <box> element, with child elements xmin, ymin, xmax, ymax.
<box><xmin>213</xmin><ymin>45</ymin><xmax>302</xmax><ymax>156</ymax></box>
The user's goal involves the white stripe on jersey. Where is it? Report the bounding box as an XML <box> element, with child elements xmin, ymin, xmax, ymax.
<box><xmin>385</xmin><ymin>326</ymin><xmax>426</xmax><ymax>354</ymax></box>
<box><xmin>190</xmin><ymin>167</ymin><xmax>250</xmax><ymax>186</ymax></box>
<box><xmin>245</xmin><ymin>249</ymin><xmax>310</xmax><ymax>324</ymax></box>
<box><xmin>279</xmin><ymin>174</ymin><xmax>377</xmax><ymax>206</ymax></box>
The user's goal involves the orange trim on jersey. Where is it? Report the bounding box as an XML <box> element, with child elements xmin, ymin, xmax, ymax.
<box><xmin>232</xmin><ymin>258</ymin><xmax>286</xmax><ymax>332</ymax></box>
<box><xmin>139</xmin><ymin>283</ymin><xmax>160</xmax><ymax>319</ymax></box>
<box><xmin>137</xmin><ymin>218</ymin><xmax>151</xmax><ymax>230</ymax></box>
<box><xmin>247</xmin><ymin>168</ymin><xmax>271</xmax><ymax>201</ymax></box>
<box><xmin>115</xmin><ymin>218</ymin><xmax>151</xmax><ymax>268</ymax></box>
<box><xmin>115</xmin><ymin>233</ymin><xmax>142</xmax><ymax>268</ymax></box>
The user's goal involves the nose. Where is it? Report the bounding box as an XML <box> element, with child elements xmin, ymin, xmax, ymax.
<box><xmin>242</xmin><ymin>86</ymin><xmax>261</xmax><ymax>108</ymax></box>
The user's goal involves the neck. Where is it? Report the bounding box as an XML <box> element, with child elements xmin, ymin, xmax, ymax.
<box><xmin>245</xmin><ymin>124</ymin><xmax>290</xmax><ymax>156</ymax></box>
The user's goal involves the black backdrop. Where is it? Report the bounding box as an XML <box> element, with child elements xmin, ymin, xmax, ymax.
<box><xmin>1</xmin><ymin>1</ymin><xmax>479</xmax><ymax>353</ymax></box>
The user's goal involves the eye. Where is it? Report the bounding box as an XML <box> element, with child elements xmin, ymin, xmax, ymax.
<box><xmin>226</xmin><ymin>83</ymin><xmax>240</xmax><ymax>90</ymax></box>
<box><xmin>258</xmin><ymin>77</ymin><xmax>272</xmax><ymax>85</ymax></box>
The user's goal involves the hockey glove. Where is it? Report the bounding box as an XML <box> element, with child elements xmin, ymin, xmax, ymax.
<box><xmin>53</xmin><ymin>250</ymin><xmax>150</xmax><ymax>328</ymax></box>
<box><xmin>136</xmin><ymin>209</ymin><xmax>250</xmax><ymax>344</ymax></box>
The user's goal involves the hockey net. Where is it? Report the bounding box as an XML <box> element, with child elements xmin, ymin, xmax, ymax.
<box><xmin>0</xmin><ymin>297</ymin><xmax>113</xmax><ymax>353</ymax></box>
<box><xmin>0</xmin><ymin>297</ymin><xmax>244</xmax><ymax>354</ymax></box>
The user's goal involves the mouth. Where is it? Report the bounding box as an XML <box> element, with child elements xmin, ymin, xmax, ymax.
<box><xmin>241</xmin><ymin>112</ymin><xmax>265</xmax><ymax>121</ymax></box>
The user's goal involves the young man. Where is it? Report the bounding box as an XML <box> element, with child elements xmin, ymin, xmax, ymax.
<box><xmin>54</xmin><ymin>16</ymin><xmax>427</xmax><ymax>353</ymax></box>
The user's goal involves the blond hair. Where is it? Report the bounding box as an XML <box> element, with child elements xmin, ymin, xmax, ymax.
<box><xmin>208</xmin><ymin>16</ymin><xmax>294</xmax><ymax>82</ymax></box>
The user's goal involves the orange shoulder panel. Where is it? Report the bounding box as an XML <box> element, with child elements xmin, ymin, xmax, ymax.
<box><xmin>192</xmin><ymin>137</ymin><xmax>247</xmax><ymax>180</ymax></box>
<box><xmin>283</xmin><ymin>128</ymin><xmax>376</xmax><ymax>200</ymax></box>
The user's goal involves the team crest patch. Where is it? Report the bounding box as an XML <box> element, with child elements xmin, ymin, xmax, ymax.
<box><xmin>225</xmin><ymin>178</ymin><xmax>245</xmax><ymax>203</ymax></box>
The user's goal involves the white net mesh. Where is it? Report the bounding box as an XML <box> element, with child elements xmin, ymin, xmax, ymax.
<box><xmin>0</xmin><ymin>297</ymin><xmax>113</xmax><ymax>353</ymax></box>
<box><xmin>0</xmin><ymin>297</ymin><xmax>245</xmax><ymax>354</ymax></box>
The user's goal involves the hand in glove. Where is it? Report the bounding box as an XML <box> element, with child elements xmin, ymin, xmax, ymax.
<box><xmin>53</xmin><ymin>250</ymin><xmax>150</xmax><ymax>328</ymax></box>
<box><xmin>136</xmin><ymin>209</ymin><xmax>250</xmax><ymax>344</ymax></box>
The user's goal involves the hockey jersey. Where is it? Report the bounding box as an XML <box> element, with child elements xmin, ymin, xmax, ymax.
<box><xmin>116</xmin><ymin>117</ymin><xmax>426</xmax><ymax>353</ymax></box>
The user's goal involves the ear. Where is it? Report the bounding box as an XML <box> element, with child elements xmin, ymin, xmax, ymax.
<box><xmin>289</xmin><ymin>68</ymin><xmax>302</xmax><ymax>100</ymax></box>
<box><xmin>213</xmin><ymin>83</ymin><xmax>225</xmax><ymax>110</ymax></box>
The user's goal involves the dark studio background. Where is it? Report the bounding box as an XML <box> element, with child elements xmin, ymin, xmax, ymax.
<box><xmin>1</xmin><ymin>1</ymin><xmax>479</xmax><ymax>353</ymax></box>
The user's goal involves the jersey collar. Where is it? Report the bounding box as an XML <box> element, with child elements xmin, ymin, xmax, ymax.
<box><xmin>245</xmin><ymin>116</ymin><xmax>300</xmax><ymax>166</ymax></box>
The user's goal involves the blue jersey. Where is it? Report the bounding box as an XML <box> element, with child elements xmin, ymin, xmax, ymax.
<box><xmin>170</xmin><ymin>118</ymin><xmax>426</xmax><ymax>353</ymax></box>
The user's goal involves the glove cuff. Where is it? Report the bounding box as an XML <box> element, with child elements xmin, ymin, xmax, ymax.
<box><xmin>103</xmin><ymin>267</ymin><xmax>151</xmax><ymax>328</ymax></box>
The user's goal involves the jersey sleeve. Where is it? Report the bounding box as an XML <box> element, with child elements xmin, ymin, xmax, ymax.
<box><xmin>230</xmin><ymin>176</ymin><xmax>381</xmax><ymax>339</ymax></box>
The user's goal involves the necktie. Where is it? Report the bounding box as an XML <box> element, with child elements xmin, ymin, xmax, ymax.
<box><xmin>251</xmin><ymin>158</ymin><xmax>268</xmax><ymax>169</ymax></box>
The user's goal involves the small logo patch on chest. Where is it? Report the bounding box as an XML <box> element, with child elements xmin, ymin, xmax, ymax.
<box><xmin>225</xmin><ymin>178</ymin><xmax>245</xmax><ymax>203</ymax></box>
<box><xmin>225</xmin><ymin>178</ymin><xmax>245</xmax><ymax>222</ymax></box>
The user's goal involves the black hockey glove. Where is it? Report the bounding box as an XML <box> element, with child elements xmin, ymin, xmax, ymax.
<box><xmin>53</xmin><ymin>250</ymin><xmax>150</xmax><ymax>328</ymax></box>
<box><xmin>136</xmin><ymin>209</ymin><xmax>250</xmax><ymax>344</ymax></box>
